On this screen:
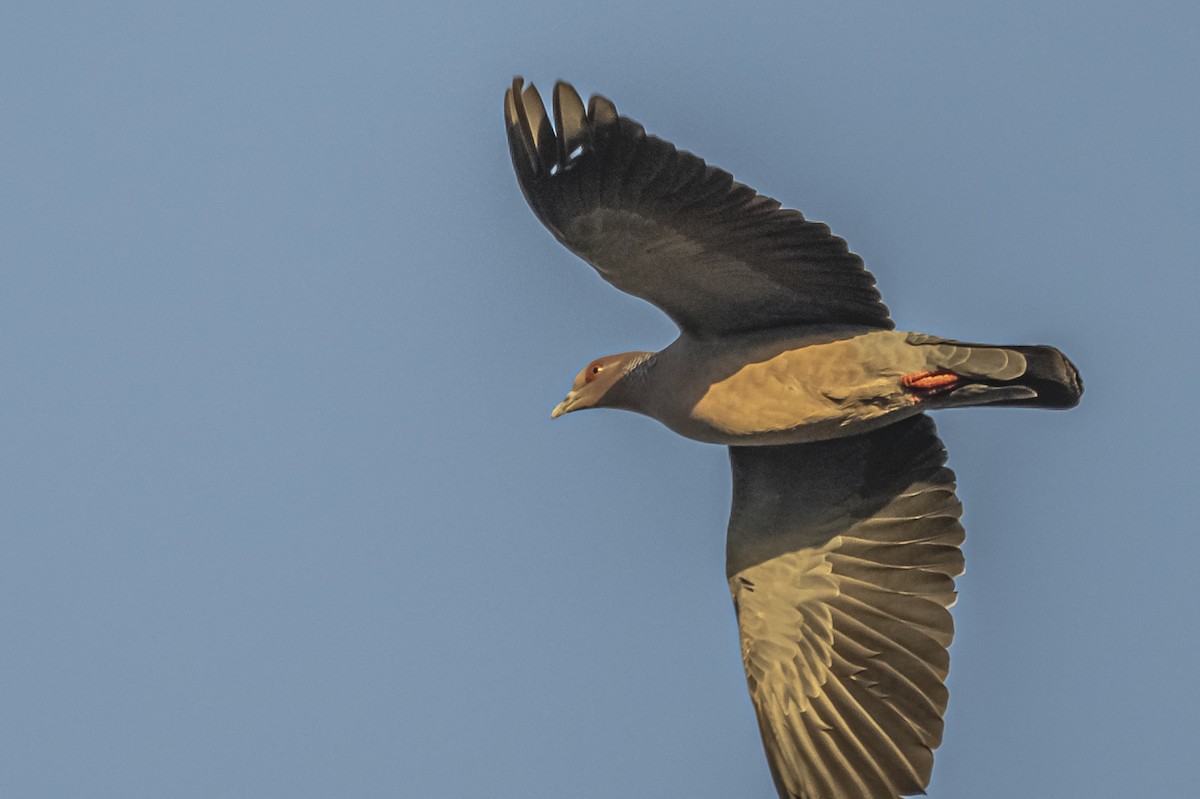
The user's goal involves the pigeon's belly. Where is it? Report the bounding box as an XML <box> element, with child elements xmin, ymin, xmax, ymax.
<box><xmin>650</xmin><ymin>329</ymin><xmax>931</xmax><ymax>445</ymax></box>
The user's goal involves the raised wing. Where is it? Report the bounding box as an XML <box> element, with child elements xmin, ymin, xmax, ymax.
<box><xmin>505</xmin><ymin>79</ymin><xmax>893</xmax><ymax>337</ymax></box>
<box><xmin>727</xmin><ymin>414</ymin><xmax>964</xmax><ymax>799</ymax></box>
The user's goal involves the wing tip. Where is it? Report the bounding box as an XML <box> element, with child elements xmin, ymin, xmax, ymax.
<box><xmin>505</xmin><ymin>76</ymin><xmax>625</xmax><ymax>182</ymax></box>
<box><xmin>505</xmin><ymin>76</ymin><xmax>540</xmax><ymax>176</ymax></box>
<box><xmin>552</xmin><ymin>81</ymin><xmax>589</xmax><ymax>161</ymax></box>
<box><xmin>587</xmin><ymin>92</ymin><xmax>618</xmax><ymax>128</ymax></box>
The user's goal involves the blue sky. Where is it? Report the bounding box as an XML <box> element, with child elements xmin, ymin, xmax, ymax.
<box><xmin>2</xmin><ymin>2</ymin><xmax>1197</xmax><ymax>797</ymax></box>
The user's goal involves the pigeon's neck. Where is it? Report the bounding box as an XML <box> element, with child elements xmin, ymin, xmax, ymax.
<box><xmin>599</xmin><ymin>351</ymin><xmax>658</xmax><ymax>412</ymax></box>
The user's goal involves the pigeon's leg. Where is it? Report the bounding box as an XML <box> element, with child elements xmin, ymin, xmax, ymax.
<box><xmin>902</xmin><ymin>370</ymin><xmax>959</xmax><ymax>398</ymax></box>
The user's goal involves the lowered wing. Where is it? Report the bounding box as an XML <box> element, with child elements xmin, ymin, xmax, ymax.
<box><xmin>727</xmin><ymin>414</ymin><xmax>964</xmax><ymax>798</ymax></box>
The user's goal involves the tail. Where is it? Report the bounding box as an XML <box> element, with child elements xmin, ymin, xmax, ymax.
<box><xmin>989</xmin><ymin>345</ymin><xmax>1084</xmax><ymax>408</ymax></box>
<box><xmin>910</xmin><ymin>335</ymin><xmax>1083</xmax><ymax>410</ymax></box>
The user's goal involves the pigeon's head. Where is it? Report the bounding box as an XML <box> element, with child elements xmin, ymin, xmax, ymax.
<box><xmin>551</xmin><ymin>351</ymin><xmax>653</xmax><ymax>419</ymax></box>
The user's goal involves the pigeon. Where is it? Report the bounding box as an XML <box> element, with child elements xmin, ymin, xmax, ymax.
<box><xmin>505</xmin><ymin>78</ymin><xmax>1081</xmax><ymax>799</ymax></box>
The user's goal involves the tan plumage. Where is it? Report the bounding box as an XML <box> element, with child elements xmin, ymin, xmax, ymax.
<box><xmin>728</xmin><ymin>415</ymin><xmax>963</xmax><ymax>798</ymax></box>
<box><xmin>506</xmin><ymin>77</ymin><xmax>1081</xmax><ymax>798</ymax></box>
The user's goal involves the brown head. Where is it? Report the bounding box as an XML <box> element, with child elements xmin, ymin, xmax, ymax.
<box><xmin>551</xmin><ymin>351</ymin><xmax>654</xmax><ymax>419</ymax></box>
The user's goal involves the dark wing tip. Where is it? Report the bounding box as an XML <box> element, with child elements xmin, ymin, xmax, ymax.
<box><xmin>587</xmin><ymin>92</ymin><xmax>618</xmax><ymax>128</ymax></box>
<box><xmin>520</xmin><ymin>82</ymin><xmax>556</xmax><ymax>172</ymax></box>
<box><xmin>505</xmin><ymin>77</ymin><xmax>539</xmax><ymax>177</ymax></box>
<box><xmin>504</xmin><ymin>77</ymin><xmax>559</xmax><ymax>177</ymax></box>
<box><xmin>505</xmin><ymin>76</ymin><xmax>624</xmax><ymax>179</ymax></box>
<box><xmin>552</xmin><ymin>81</ymin><xmax>589</xmax><ymax>162</ymax></box>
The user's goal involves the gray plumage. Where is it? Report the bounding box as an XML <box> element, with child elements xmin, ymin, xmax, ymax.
<box><xmin>506</xmin><ymin>78</ymin><xmax>1081</xmax><ymax>799</ymax></box>
<box><xmin>506</xmin><ymin>80</ymin><xmax>892</xmax><ymax>335</ymax></box>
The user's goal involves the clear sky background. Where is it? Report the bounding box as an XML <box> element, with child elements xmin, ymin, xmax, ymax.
<box><xmin>2</xmin><ymin>2</ymin><xmax>1197</xmax><ymax>797</ymax></box>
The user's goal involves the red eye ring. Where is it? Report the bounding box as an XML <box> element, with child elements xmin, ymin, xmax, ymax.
<box><xmin>585</xmin><ymin>363</ymin><xmax>604</xmax><ymax>384</ymax></box>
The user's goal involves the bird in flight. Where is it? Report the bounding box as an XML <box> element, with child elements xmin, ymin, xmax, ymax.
<box><xmin>504</xmin><ymin>78</ymin><xmax>1081</xmax><ymax>799</ymax></box>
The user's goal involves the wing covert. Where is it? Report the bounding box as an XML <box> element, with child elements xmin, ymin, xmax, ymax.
<box><xmin>505</xmin><ymin>78</ymin><xmax>893</xmax><ymax>336</ymax></box>
<box><xmin>727</xmin><ymin>414</ymin><xmax>964</xmax><ymax>799</ymax></box>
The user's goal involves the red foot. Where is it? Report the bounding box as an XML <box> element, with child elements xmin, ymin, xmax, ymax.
<box><xmin>902</xmin><ymin>370</ymin><xmax>959</xmax><ymax>400</ymax></box>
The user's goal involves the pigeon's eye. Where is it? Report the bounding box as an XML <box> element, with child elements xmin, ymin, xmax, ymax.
<box><xmin>585</xmin><ymin>363</ymin><xmax>604</xmax><ymax>383</ymax></box>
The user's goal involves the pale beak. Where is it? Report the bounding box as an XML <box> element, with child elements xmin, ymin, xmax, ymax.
<box><xmin>551</xmin><ymin>392</ymin><xmax>578</xmax><ymax>419</ymax></box>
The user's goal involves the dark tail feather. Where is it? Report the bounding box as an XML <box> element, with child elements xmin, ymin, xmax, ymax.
<box><xmin>954</xmin><ymin>344</ymin><xmax>1083</xmax><ymax>409</ymax></box>
<box><xmin>1003</xmin><ymin>345</ymin><xmax>1083</xmax><ymax>408</ymax></box>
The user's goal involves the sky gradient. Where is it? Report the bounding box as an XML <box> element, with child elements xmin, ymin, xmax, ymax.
<box><xmin>3</xmin><ymin>2</ymin><xmax>1198</xmax><ymax>797</ymax></box>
